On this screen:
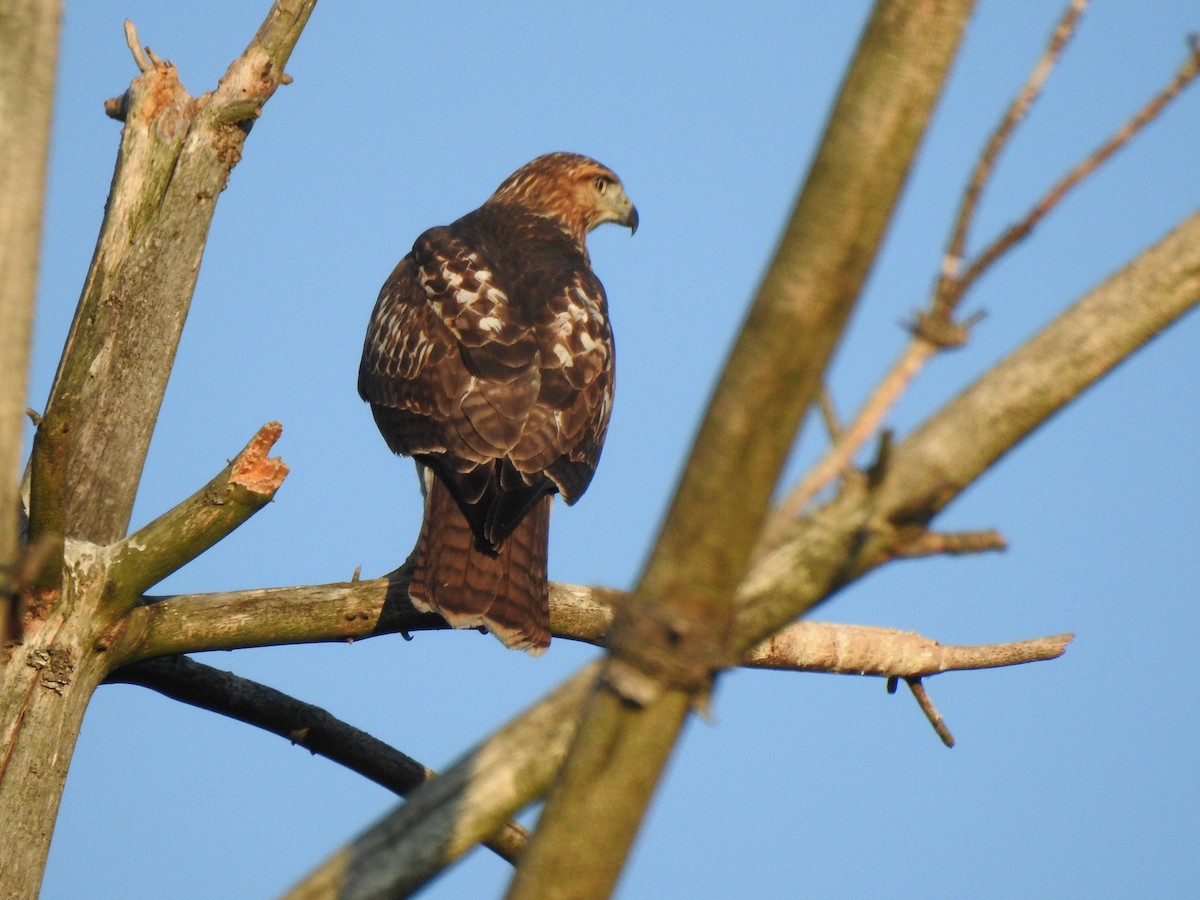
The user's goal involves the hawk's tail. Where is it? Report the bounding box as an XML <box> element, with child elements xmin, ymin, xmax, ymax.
<box><xmin>409</xmin><ymin>477</ymin><xmax>551</xmax><ymax>655</ymax></box>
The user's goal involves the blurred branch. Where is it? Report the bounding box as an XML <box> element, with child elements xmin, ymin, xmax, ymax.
<box><xmin>106</xmin><ymin>655</ymin><xmax>528</xmax><ymax>864</ymax></box>
<box><xmin>0</xmin><ymin>0</ymin><xmax>62</xmax><ymax>641</ymax></box>
<box><xmin>759</xmin><ymin>4</ymin><xmax>1200</xmax><ymax>547</ymax></box>
<box><xmin>517</xmin><ymin>4</ymin><xmax>981</xmax><ymax>896</ymax></box>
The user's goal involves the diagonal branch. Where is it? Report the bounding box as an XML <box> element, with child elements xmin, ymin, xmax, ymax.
<box><xmin>761</xmin><ymin>10</ymin><xmax>1200</xmax><ymax>546</ymax></box>
<box><xmin>105</xmin><ymin>655</ymin><xmax>528</xmax><ymax>864</ymax></box>
<box><xmin>518</xmin><ymin>4</ymin><xmax>981</xmax><ymax>896</ymax></box>
<box><xmin>108</xmin><ymin>423</ymin><xmax>289</xmax><ymax>604</ymax></box>
<box><xmin>33</xmin><ymin>0</ymin><xmax>316</xmax><ymax>546</ymax></box>
<box><xmin>0</xmin><ymin>0</ymin><xmax>62</xmax><ymax>639</ymax></box>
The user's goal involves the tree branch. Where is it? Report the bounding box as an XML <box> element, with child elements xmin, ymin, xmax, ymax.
<box><xmin>108</xmin><ymin>423</ymin><xmax>288</xmax><ymax>604</ymax></box>
<box><xmin>105</xmin><ymin>655</ymin><xmax>528</xmax><ymax>865</ymax></box>
<box><xmin>758</xmin><ymin>2</ymin><xmax>1200</xmax><ymax>547</ymax></box>
<box><xmin>518</xmin><ymin>4</ymin><xmax>980</xmax><ymax>896</ymax></box>
<box><xmin>35</xmin><ymin>0</ymin><xmax>315</xmax><ymax>545</ymax></box>
<box><xmin>0</xmin><ymin>0</ymin><xmax>62</xmax><ymax>639</ymax></box>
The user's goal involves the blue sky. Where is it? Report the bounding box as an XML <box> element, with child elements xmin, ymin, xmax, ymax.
<box><xmin>32</xmin><ymin>2</ymin><xmax>1200</xmax><ymax>897</ymax></box>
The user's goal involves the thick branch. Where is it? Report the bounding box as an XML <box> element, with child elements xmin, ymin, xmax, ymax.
<box><xmin>106</xmin><ymin>656</ymin><xmax>528</xmax><ymax>864</ymax></box>
<box><xmin>0</xmin><ymin>0</ymin><xmax>62</xmax><ymax>639</ymax></box>
<box><xmin>521</xmin><ymin>4</ymin><xmax>980</xmax><ymax>896</ymax></box>
<box><xmin>35</xmin><ymin>0</ymin><xmax>315</xmax><ymax>545</ymax></box>
<box><xmin>108</xmin><ymin>423</ymin><xmax>288</xmax><ymax>603</ymax></box>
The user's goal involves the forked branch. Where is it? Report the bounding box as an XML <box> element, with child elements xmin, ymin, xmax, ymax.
<box><xmin>760</xmin><ymin>9</ymin><xmax>1200</xmax><ymax>547</ymax></box>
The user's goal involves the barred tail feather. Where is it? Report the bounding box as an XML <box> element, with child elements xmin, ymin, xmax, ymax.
<box><xmin>409</xmin><ymin>478</ymin><xmax>551</xmax><ymax>655</ymax></box>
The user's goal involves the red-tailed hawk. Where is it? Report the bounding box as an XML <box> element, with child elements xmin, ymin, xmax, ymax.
<box><xmin>358</xmin><ymin>153</ymin><xmax>637</xmax><ymax>654</ymax></box>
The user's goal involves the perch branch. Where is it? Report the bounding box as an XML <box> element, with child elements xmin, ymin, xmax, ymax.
<box><xmin>117</xmin><ymin>574</ymin><xmax>1068</xmax><ymax>683</ymax></box>
<box><xmin>106</xmin><ymin>655</ymin><xmax>528</xmax><ymax>864</ymax></box>
<box><xmin>108</xmin><ymin>423</ymin><xmax>288</xmax><ymax>603</ymax></box>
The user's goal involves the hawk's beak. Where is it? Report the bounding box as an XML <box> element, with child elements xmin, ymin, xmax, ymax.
<box><xmin>626</xmin><ymin>203</ymin><xmax>639</xmax><ymax>236</ymax></box>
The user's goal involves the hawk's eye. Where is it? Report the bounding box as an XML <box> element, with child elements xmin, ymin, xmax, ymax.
<box><xmin>593</xmin><ymin>176</ymin><xmax>608</xmax><ymax>195</ymax></box>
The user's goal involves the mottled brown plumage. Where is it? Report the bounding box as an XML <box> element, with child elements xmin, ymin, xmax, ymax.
<box><xmin>359</xmin><ymin>153</ymin><xmax>637</xmax><ymax>653</ymax></box>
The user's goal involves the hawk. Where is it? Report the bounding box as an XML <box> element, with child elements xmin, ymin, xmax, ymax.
<box><xmin>358</xmin><ymin>153</ymin><xmax>637</xmax><ymax>654</ymax></box>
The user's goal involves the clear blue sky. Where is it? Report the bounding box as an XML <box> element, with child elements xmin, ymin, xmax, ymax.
<box><xmin>32</xmin><ymin>2</ymin><xmax>1200</xmax><ymax>897</ymax></box>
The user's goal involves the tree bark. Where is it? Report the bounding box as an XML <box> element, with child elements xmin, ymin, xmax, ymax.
<box><xmin>0</xmin><ymin>0</ymin><xmax>61</xmax><ymax>641</ymax></box>
<box><xmin>0</xmin><ymin>5</ymin><xmax>316</xmax><ymax>895</ymax></box>
<box><xmin>509</xmin><ymin>3</ymin><xmax>978</xmax><ymax>897</ymax></box>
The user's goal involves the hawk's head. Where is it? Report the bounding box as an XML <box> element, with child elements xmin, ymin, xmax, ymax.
<box><xmin>489</xmin><ymin>152</ymin><xmax>638</xmax><ymax>242</ymax></box>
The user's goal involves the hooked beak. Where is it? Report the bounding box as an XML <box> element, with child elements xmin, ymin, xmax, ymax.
<box><xmin>625</xmin><ymin>203</ymin><xmax>639</xmax><ymax>235</ymax></box>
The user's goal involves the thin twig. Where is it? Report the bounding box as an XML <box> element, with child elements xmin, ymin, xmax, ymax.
<box><xmin>816</xmin><ymin>385</ymin><xmax>844</xmax><ymax>441</ymax></box>
<box><xmin>889</xmin><ymin>528</ymin><xmax>1007</xmax><ymax>559</ymax></box>
<box><xmin>904</xmin><ymin>677</ymin><xmax>955</xmax><ymax>747</ymax></box>
<box><xmin>759</xmin><ymin>16</ymin><xmax>1200</xmax><ymax>552</ymax></box>
<box><xmin>957</xmin><ymin>37</ymin><xmax>1200</xmax><ymax>299</ymax></box>
<box><xmin>123</xmin><ymin>20</ymin><xmax>154</xmax><ymax>73</ymax></box>
<box><xmin>106</xmin><ymin>655</ymin><xmax>529</xmax><ymax>864</ymax></box>
<box><xmin>942</xmin><ymin>0</ymin><xmax>1089</xmax><ymax>292</ymax></box>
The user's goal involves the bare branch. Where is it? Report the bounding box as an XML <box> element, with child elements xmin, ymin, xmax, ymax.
<box><xmin>956</xmin><ymin>38</ymin><xmax>1200</xmax><ymax>301</ymax></box>
<box><xmin>762</xmin><ymin>10</ymin><xmax>1199</xmax><ymax>552</ymax></box>
<box><xmin>943</xmin><ymin>0</ymin><xmax>1089</xmax><ymax>284</ymax></box>
<box><xmin>904</xmin><ymin>678</ymin><xmax>955</xmax><ymax>747</ymax></box>
<box><xmin>0</xmin><ymin>0</ymin><xmax>62</xmax><ymax>640</ymax></box>
<box><xmin>742</xmin><ymin>623</ymin><xmax>1071</xmax><ymax>675</ymax></box>
<box><xmin>887</xmin><ymin>527</ymin><xmax>1007</xmax><ymax>560</ymax></box>
<box><xmin>122</xmin><ymin>19</ymin><xmax>154</xmax><ymax>73</ymax></box>
<box><xmin>108</xmin><ymin>423</ymin><xmax>288</xmax><ymax>602</ymax></box>
<box><xmin>106</xmin><ymin>656</ymin><xmax>529</xmax><ymax>864</ymax></box>
<box><xmin>37</xmin><ymin>0</ymin><xmax>316</xmax><ymax>545</ymax></box>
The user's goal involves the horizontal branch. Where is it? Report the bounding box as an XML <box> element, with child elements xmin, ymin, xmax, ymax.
<box><xmin>114</xmin><ymin>572</ymin><xmax>1066</xmax><ymax>681</ymax></box>
<box><xmin>106</xmin><ymin>655</ymin><xmax>528</xmax><ymax>864</ymax></box>
<box><xmin>742</xmin><ymin>623</ymin><xmax>1072</xmax><ymax>675</ymax></box>
<box><xmin>108</xmin><ymin>423</ymin><xmax>288</xmax><ymax>602</ymax></box>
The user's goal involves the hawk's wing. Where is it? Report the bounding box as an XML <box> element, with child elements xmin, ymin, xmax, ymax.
<box><xmin>358</xmin><ymin>217</ymin><xmax>614</xmax><ymax>548</ymax></box>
